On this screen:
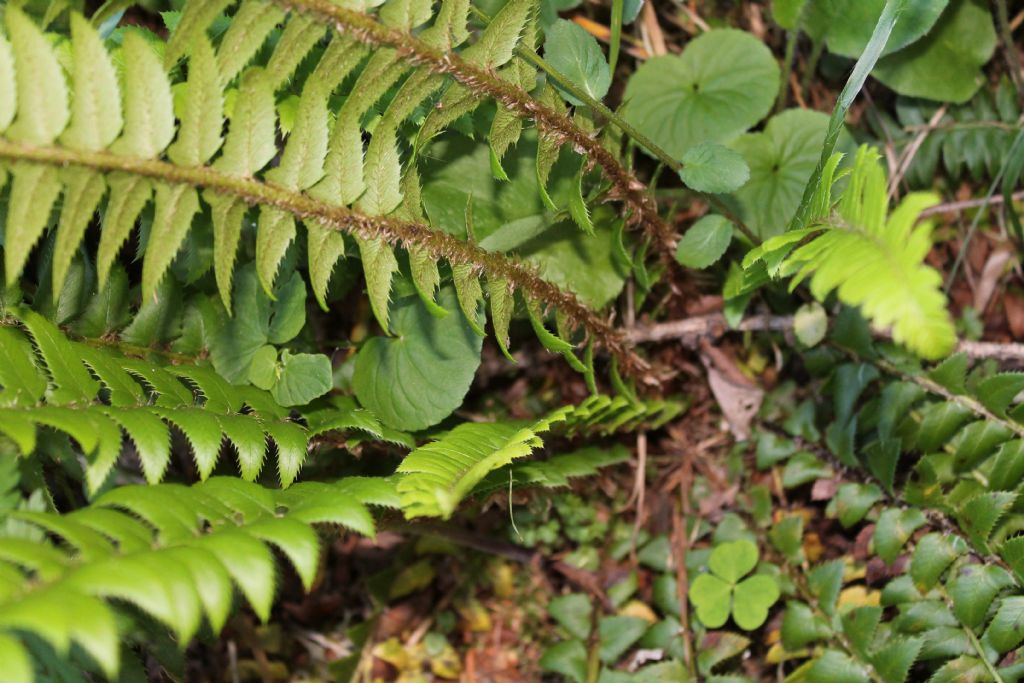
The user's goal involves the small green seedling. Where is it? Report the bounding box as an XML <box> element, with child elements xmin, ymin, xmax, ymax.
<box><xmin>688</xmin><ymin>539</ymin><xmax>780</xmax><ymax>630</ymax></box>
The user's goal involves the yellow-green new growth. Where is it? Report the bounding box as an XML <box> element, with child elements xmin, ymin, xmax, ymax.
<box><xmin>746</xmin><ymin>146</ymin><xmax>956</xmax><ymax>360</ymax></box>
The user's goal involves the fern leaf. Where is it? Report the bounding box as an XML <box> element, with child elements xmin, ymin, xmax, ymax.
<box><xmin>215</xmin><ymin>0</ymin><xmax>284</xmax><ymax>85</ymax></box>
<box><xmin>453</xmin><ymin>264</ymin><xmax>487</xmax><ymax>337</ymax></box>
<box><xmin>0</xmin><ymin>476</ymin><xmax>391</xmax><ymax>678</ymax></box>
<box><xmin>264</xmin><ymin>12</ymin><xmax>325</xmax><ymax>90</ymax></box>
<box><xmin>19</xmin><ymin>309</ymin><xmax>100</xmax><ymax>404</ymax></box>
<box><xmin>0</xmin><ymin>317</ymin><xmax>401</xmax><ymax>489</ymax></box>
<box><xmin>306</xmin><ymin>220</ymin><xmax>347</xmax><ymax>311</ymax></box>
<box><xmin>4</xmin><ymin>164</ymin><xmax>62</xmax><ymax>288</ymax></box>
<box><xmin>214</xmin><ymin>67</ymin><xmax>277</xmax><ymax>177</ymax></box>
<box><xmin>0</xmin><ymin>33</ymin><xmax>15</xmax><ymax>134</ymax></box>
<box><xmin>51</xmin><ymin>169</ymin><xmax>106</xmax><ymax>296</ymax></box>
<box><xmin>5</xmin><ymin>7</ymin><xmax>68</xmax><ymax>145</ymax></box>
<box><xmin>397</xmin><ymin>407</ymin><xmax>571</xmax><ymax>519</ymax></box>
<box><xmin>255</xmin><ymin>207</ymin><xmax>298</xmax><ymax>294</ymax></box>
<box><xmin>464</xmin><ymin>0</ymin><xmax>532</xmax><ymax>68</ymax></box>
<box><xmin>111</xmin><ymin>32</ymin><xmax>174</xmax><ymax>159</ymax></box>
<box><xmin>357</xmin><ymin>237</ymin><xmax>399</xmax><ymax>333</ymax></box>
<box><xmin>407</xmin><ymin>246</ymin><xmax>446</xmax><ymax>317</ymax></box>
<box><xmin>168</xmin><ymin>36</ymin><xmax>224</xmax><ymax>167</ymax></box>
<box><xmin>0</xmin><ymin>633</ymin><xmax>32</xmax><ymax>683</ymax></box>
<box><xmin>208</xmin><ymin>193</ymin><xmax>248</xmax><ymax>311</ymax></box>
<box><xmin>96</xmin><ymin>174</ymin><xmax>152</xmax><ymax>288</ymax></box>
<box><xmin>61</xmin><ymin>13</ymin><xmax>121</xmax><ymax>152</ymax></box>
<box><xmin>358</xmin><ymin>124</ymin><xmax>404</xmax><ymax>216</ymax></box>
<box><xmin>0</xmin><ymin>327</ymin><xmax>47</xmax><ymax>407</ymax></box>
<box><xmin>141</xmin><ymin>183</ymin><xmax>200</xmax><ymax>301</ymax></box>
<box><xmin>164</xmin><ymin>0</ymin><xmax>237</xmax><ymax>68</ymax></box>
<box><xmin>488</xmin><ymin>277</ymin><xmax>515</xmax><ymax>362</ymax></box>
<box><xmin>266</xmin><ymin>80</ymin><xmax>330</xmax><ymax>191</ymax></box>
<box><xmin>748</xmin><ymin>146</ymin><xmax>955</xmax><ymax>360</ymax></box>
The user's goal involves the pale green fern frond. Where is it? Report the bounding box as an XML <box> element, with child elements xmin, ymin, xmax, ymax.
<box><xmin>395</xmin><ymin>396</ymin><xmax>684</xmax><ymax>519</ymax></box>
<box><xmin>0</xmin><ymin>3</ymin><xmax>644</xmax><ymax>375</ymax></box>
<box><xmin>0</xmin><ymin>475</ymin><xmax>396</xmax><ymax>683</ymax></box>
<box><xmin>745</xmin><ymin>146</ymin><xmax>956</xmax><ymax>360</ymax></box>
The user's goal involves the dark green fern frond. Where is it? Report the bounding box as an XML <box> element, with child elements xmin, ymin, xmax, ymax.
<box><xmin>0</xmin><ymin>310</ymin><xmax>389</xmax><ymax>490</ymax></box>
<box><xmin>0</xmin><ymin>475</ymin><xmax>396</xmax><ymax>683</ymax></box>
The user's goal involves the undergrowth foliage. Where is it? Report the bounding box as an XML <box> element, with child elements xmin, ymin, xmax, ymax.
<box><xmin>0</xmin><ymin>0</ymin><xmax>1016</xmax><ymax>680</ymax></box>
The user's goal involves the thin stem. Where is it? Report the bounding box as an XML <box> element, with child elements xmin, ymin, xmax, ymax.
<box><xmin>800</xmin><ymin>38</ymin><xmax>824</xmax><ymax>101</ymax></box>
<box><xmin>945</xmin><ymin>127</ymin><xmax>1024</xmax><ymax>293</ymax></box>
<box><xmin>936</xmin><ymin>583</ymin><xmax>1007</xmax><ymax>683</ymax></box>
<box><xmin>0</xmin><ymin>139</ymin><xmax>649</xmax><ymax>378</ymax></box>
<box><xmin>278</xmin><ymin>0</ymin><xmax>677</xmax><ymax>255</ymax></box>
<box><xmin>777</xmin><ymin>29</ymin><xmax>799</xmax><ymax>112</ymax></box>
<box><xmin>995</xmin><ymin>0</ymin><xmax>1024</xmax><ymax>96</ymax></box>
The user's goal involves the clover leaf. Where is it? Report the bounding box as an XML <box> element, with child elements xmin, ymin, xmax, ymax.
<box><xmin>688</xmin><ymin>539</ymin><xmax>780</xmax><ymax>630</ymax></box>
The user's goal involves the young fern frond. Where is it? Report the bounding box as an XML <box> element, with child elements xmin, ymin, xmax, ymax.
<box><xmin>745</xmin><ymin>146</ymin><xmax>956</xmax><ymax>360</ymax></box>
<box><xmin>396</xmin><ymin>395</ymin><xmax>683</xmax><ymax>518</ymax></box>
<box><xmin>0</xmin><ymin>475</ymin><xmax>397</xmax><ymax>683</ymax></box>
<box><xmin>0</xmin><ymin>4</ymin><xmax>648</xmax><ymax>376</ymax></box>
<box><xmin>0</xmin><ymin>311</ymin><xmax>390</xmax><ymax>490</ymax></box>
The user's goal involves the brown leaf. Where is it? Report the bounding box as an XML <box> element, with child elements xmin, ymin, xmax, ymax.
<box><xmin>1007</xmin><ymin>290</ymin><xmax>1024</xmax><ymax>339</ymax></box>
<box><xmin>973</xmin><ymin>248</ymin><xmax>1012</xmax><ymax>313</ymax></box>
<box><xmin>701</xmin><ymin>344</ymin><xmax>763</xmax><ymax>440</ymax></box>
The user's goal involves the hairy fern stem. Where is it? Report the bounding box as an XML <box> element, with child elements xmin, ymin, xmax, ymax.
<box><xmin>0</xmin><ymin>139</ymin><xmax>646</xmax><ymax>376</ymax></box>
<box><xmin>275</xmin><ymin>0</ymin><xmax>677</xmax><ymax>256</ymax></box>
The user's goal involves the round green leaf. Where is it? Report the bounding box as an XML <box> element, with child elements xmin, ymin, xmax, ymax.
<box><xmin>772</xmin><ymin>0</ymin><xmax>809</xmax><ymax>30</ymax></box>
<box><xmin>871</xmin><ymin>0</ymin><xmax>995</xmax><ymax>104</ymax></box>
<box><xmin>271</xmin><ymin>351</ymin><xmax>332</xmax><ymax>407</ymax></box>
<box><xmin>622</xmin><ymin>29</ymin><xmax>779</xmax><ymax>159</ymax></box>
<box><xmin>675</xmin><ymin>215</ymin><xmax>733</xmax><ymax>269</ymax></box>
<box><xmin>730</xmin><ymin>109</ymin><xmax>852</xmax><ymax>239</ymax></box>
<box><xmin>709</xmin><ymin>539</ymin><xmax>759</xmax><ymax>583</ymax></box>
<box><xmin>543</xmin><ymin>19</ymin><xmax>611</xmax><ymax>106</ymax></box>
<box><xmin>688</xmin><ymin>573</ymin><xmax>732</xmax><ymax>628</ymax></box>
<box><xmin>422</xmin><ymin>136</ymin><xmax>626</xmax><ymax>308</ymax></box>
<box><xmin>805</xmin><ymin>0</ymin><xmax>949</xmax><ymax>57</ymax></box>
<box><xmin>794</xmin><ymin>301</ymin><xmax>827</xmax><ymax>347</ymax></box>
<box><xmin>247</xmin><ymin>345</ymin><xmax>279</xmax><ymax>390</ymax></box>
<box><xmin>679</xmin><ymin>142</ymin><xmax>750</xmax><ymax>194</ymax></box>
<box><xmin>732</xmin><ymin>574</ymin><xmax>780</xmax><ymax>630</ymax></box>
<box><xmin>353</xmin><ymin>286</ymin><xmax>483</xmax><ymax>431</ymax></box>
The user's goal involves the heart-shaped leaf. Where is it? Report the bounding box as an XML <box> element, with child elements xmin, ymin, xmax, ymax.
<box><xmin>353</xmin><ymin>286</ymin><xmax>483</xmax><ymax>430</ymax></box>
<box><xmin>622</xmin><ymin>29</ymin><xmax>778</xmax><ymax>159</ymax></box>
<box><xmin>709</xmin><ymin>539</ymin><xmax>759</xmax><ymax>583</ymax></box>
<box><xmin>732</xmin><ymin>574</ymin><xmax>780</xmax><ymax>630</ymax></box>
<box><xmin>688</xmin><ymin>573</ymin><xmax>732</xmax><ymax>628</ymax></box>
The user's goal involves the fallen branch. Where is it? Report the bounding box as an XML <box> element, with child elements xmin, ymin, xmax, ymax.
<box><xmin>627</xmin><ymin>314</ymin><xmax>1024</xmax><ymax>363</ymax></box>
<box><xmin>920</xmin><ymin>190</ymin><xmax>1024</xmax><ymax>216</ymax></box>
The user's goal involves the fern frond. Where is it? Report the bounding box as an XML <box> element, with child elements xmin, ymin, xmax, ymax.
<box><xmin>474</xmin><ymin>444</ymin><xmax>631</xmax><ymax>496</ymax></box>
<box><xmin>263</xmin><ymin>0</ymin><xmax>673</xmax><ymax>250</ymax></box>
<box><xmin>395</xmin><ymin>396</ymin><xmax>684</xmax><ymax>519</ymax></box>
<box><xmin>0</xmin><ymin>475</ymin><xmax>396</xmax><ymax>682</ymax></box>
<box><xmin>0</xmin><ymin>311</ymin><xmax>389</xmax><ymax>490</ymax></box>
<box><xmin>0</xmin><ymin>6</ymin><xmax>647</xmax><ymax>376</ymax></box>
<box><xmin>745</xmin><ymin>146</ymin><xmax>955</xmax><ymax>360</ymax></box>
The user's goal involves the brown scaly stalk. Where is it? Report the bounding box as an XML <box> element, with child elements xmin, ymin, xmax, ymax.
<box><xmin>0</xmin><ymin>139</ymin><xmax>649</xmax><ymax>378</ymax></box>
<box><xmin>274</xmin><ymin>0</ymin><xmax>678</xmax><ymax>258</ymax></box>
